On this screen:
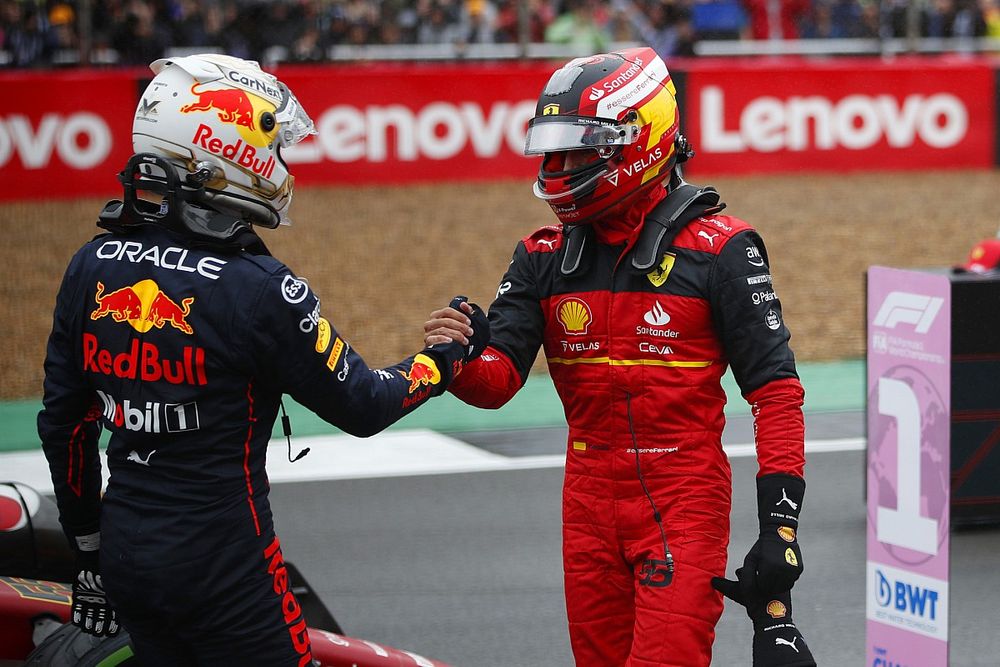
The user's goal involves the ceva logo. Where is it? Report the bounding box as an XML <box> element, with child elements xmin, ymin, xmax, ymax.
<box><xmin>872</xmin><ymin>291</ymin><xmax>943</xmax><ymax>333</ymax></box>
<box><xmin>700</xmin><ymin>87</ymin><xmax>968</xmax><ymax>153</ymax></box>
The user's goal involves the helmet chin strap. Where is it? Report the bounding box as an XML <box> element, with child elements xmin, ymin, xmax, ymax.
<box><xmin>98</xmin><ymin>153</ymin><xmax>272</xmax><ymax>254</ymax></box>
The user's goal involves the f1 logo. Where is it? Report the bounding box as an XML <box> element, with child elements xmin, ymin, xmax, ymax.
<box><xmin>872</xmin><ymin>291</ymin><xmax>943</xmax><ymax>334</ymax></box>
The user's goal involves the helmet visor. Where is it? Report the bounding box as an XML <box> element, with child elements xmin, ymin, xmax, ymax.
<box><xmin>524</xmin><ymin>115</ymin><xmax>636</xmax><ymax>156</ymax></box>
<box><xmin>274</xmin><ymin>83</ymin><xmax>316</xmax><ymax>148</ymax></box>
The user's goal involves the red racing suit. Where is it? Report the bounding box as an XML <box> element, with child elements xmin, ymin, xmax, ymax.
<box><xmin>449</xmin><ymin>188</ymin><xmax>806</xmax><ymax>666</ymax></box>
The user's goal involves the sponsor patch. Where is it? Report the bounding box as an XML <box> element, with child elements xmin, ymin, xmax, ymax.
<box><xmin>281</xmin><ymin>275</ymin><xmax>309</xmax><ymax>304</ymax></box>
<box><xmin>647</xmin><ymin>252</ymin><xmax>675</xmax><ymax>287</ymax></box>
<box><xmin>556</xmin><ymin>297</ymin><xmax>592</xmax><ymax>335</ymax></box>
<box><xmin>315</xmin><ymin>317</ymin><xmax>332</xmax><ymax>353</ymax></box>
<box><xmin>785</xmin><ymin>547</ymin><xmax>798</xmax><ymax>567</ymax></box>
<box><xmin>778</xmin><ymin>526</ymin><xmax>796</xmax><ymax>542</ymax></box>
<box><xmin>766</xmin><ymin>600</ymin><xmax>787</xmax><ymax>618</ymax></box>
<box><xmin>326</xmin><ymin>337</ymin><xmax>345</xmax><ymax>372</ymax></box>
<box><xmin>399</xmin><ymin>353</ymin><xmax>442</xmax><ymax>393</ymax></box>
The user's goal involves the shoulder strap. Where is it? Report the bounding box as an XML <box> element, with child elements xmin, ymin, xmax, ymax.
<box><xmin>559</xmin><ymin>224</ymin><xmax>594</xmax><ymax>276</ymax></box>
<box><xmin>630</xmin><ymin>184</ymin><xmax>725</xmax><ymax>271</ymax></box>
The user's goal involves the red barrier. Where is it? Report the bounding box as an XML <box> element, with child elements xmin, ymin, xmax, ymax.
<box><xmin>683</xmin><ymin>57</ymin><xmax>995</xmax><ymax>175</ymax></box>
<box><xmin>0</xmin><ymin>57</ymin><xmax>995</xmax><ymax>202</ymax></box>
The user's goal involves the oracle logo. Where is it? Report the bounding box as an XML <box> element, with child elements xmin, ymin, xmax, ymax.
<box><xmin>283</xmin><ymin>100</ymin><xmax>536</xmax><ymax>164</ymax></box>
<box><xmin>0</xmin><ymin>112</ymin><xmax>112</xmax><ymax>169</ymax></box>
<box><xmin>700</xmin><ymin>86</ymin><xmax>968</xmax><ymax>153</ymax></box>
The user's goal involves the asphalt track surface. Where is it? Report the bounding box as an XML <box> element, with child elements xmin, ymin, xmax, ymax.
<box><xmin>266</xmin><ymin>410</ymin><xmax>1000</xmax><ymax>667</ymax></box>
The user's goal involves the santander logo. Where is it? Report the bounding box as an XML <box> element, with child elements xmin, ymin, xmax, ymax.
<box><xmin>699</xmin><ymin>86</ymin><xmax>968</xmax><ymax>153</ymax></box>
<box><xmin>589</xmin><ymin>87</ymin><xmax>605</xmax><ymax>101</ymax></box>
<box><xmin>643</xmin><ymin>301</ymin><xmax>671</xmax><ymax>326</ymax></box>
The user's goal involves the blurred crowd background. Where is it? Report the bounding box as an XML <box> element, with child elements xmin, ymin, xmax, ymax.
<box><xmin>2</xmin><ymin>0</ymin><xmax>1000</xmax><ymax>67</ymax></box>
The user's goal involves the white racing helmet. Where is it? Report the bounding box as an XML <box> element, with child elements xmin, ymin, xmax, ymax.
<box><xmin>132</xmin><ymin>54</ymin><xmax>314</xmax><ymax>228</ymax></box>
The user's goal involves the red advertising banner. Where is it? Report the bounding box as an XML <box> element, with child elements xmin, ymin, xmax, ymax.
<box><xmin>274</xmin><ymin>62</ymin><xmax>550</xmax><ymax>185</ymax></box>
<box><xmin>684</xmin><ymin>57</ymin><xmax>995</xmax><ymax>174</ymax></box>
<box><xmin>0</xmin><ymin>68</ymin><xmax>143</xmax><ymax>200</ymax></box>
<box><xmin>0</xmin><ymin>57</ymin><xmax>997</xmax><ymax>202</ymax></box>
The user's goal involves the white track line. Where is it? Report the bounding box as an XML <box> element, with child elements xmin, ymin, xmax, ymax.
<box><xmin>0</xmin><ymin>432</ymin><xmax>866</xmax><ymax>493</ymax></box>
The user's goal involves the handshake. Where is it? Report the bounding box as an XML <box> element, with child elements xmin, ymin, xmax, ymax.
<box><xmin>422</xmin><ymin>296</ymin><xmax>491</xmax><ymax>373</ymax></box>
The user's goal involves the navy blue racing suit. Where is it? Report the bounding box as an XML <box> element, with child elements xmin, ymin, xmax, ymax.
<box><xmin>38</xmin><ymin>221</ymin><xmax>464</xmax><ymax>666</ymax></box>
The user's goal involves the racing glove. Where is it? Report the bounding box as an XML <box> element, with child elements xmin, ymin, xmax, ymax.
<box><xmin>447</xmin><ymin>296</ymin><xmax>490</xmax><ymax>363</ymax></box>
<box><xmin>712</xmin><ymin>570</ymin><xmax>816</xmax><ymax>667</ymax></box>
<box><xmin>71</xmin><ymin>533</ymin><xmax>119</xmax><ymax>637</ymax></box>
<box><xmin>421</xmin><ymin>296</ymin><xmax>491</xmax><ymax>393</ymax></box>
<box><xmin>740</xmin><ymin>473</ymin><xmax>805</xmax><ymax>597</ymax></box>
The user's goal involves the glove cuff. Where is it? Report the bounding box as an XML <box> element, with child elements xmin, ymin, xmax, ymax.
<box><xmin>419</xmin><ymin>343</ymin><xmax>465</xmax><ymax>396</ymax></box>
<box><xmin>757</xmin><ymin>473</ymin><xmax>805</xmax><ymax>530</ymax></box>
<box><xmin>74</xmin><ymin>532</ymin><xmax>101</xmax><ymax>552</ymax></box>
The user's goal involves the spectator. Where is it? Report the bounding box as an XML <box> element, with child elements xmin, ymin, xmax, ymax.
<box><xmin>690</xmin><ymin>0</ymin><xmax>746</xmax><ymax>40</ymax></box>
<box><xmin>615</xmin><ymin>0</ymin><xmax>696</xmax><ymax>58</ymax></box>
<box><xmin>4</xmin><ymin>2</ymin><xmax>53</xmax><ymax>67</ymax></box>
<box><xmin>112</xmin><ymin>0</ymin><xmax>172</xmax><ymax>65</ymax></box>
<box><xmin>458</xmin><ymin>0</ymin><xmax>499</xmax><ymax>43</ymax></box>
<box><xmin>545</xmin><ymin>0</ymin><xmax>610</xmax><ymax>53</ymax></box>
<box><xmin>417</xmin><ymin>0</ymin><xmax>462</xmax><ymax>44</ymax></box>
<box><xmin>742</xmin><ymin>0</ymin><xmax>810</xmax><ymax>39</ymax></box>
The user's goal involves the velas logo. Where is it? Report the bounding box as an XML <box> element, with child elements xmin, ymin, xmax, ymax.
<box><xmin>557</xmin><ymin>297</ymin><xmax>592</xmax><ymax>335</ymax></box>
<box><xmin>399</xmin><ymin>353</ymin><xmax>442</xmax><ymax>393</ymax></box>
<box><xmin>192</xmin><ymin>124</ymin><xmax>276</xmax><ymax>178</ymax></box>
<box><xmin>91</xmin><ymin>280</ymin><xmax>194</xmax><ymax>334</ymax></box>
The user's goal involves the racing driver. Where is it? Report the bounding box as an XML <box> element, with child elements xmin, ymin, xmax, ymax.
<box><xmin>423</xmin><ymin>48</ymin><xmax>814</xmax><ymax>666</ymax></box>
<box><xmin>38</xmin><ymin>54</ymin><xmax>488</xmax><ymax>666</ymax></box>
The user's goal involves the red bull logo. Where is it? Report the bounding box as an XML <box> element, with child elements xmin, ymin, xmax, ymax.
<box><xmin>181</xmin><ymin>83</ymin><xmax>255</xmax><ymax>130</ymax></box>
<box><xmin>91</xmin><ymin>280</ymin><xmax>194</xmax><ymax>335</ymax></box>
<box><xmin>82</xmin><ymin>334</ymin><xmax>208</xmax><ymax>386</ymax></box>
<box><xmin>399</xmin><ymin>353</ymin><xmax>442</xmax><ymax>394</ymax></box>
<box><xmin>192</xmin><ymin>124</ymin><xmax>276</xmax><ymax>179</ymax></box>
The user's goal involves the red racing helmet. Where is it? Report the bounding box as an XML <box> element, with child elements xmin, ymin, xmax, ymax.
<box><xmin>524</xmin><ymin>47</ymin><xmax>681</xmax><ymax>226</ymax></box>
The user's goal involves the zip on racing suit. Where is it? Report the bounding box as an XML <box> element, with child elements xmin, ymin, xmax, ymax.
<box><xmin>37</xmin><ymin>220</ymin><xmax>468</xmax><ymax>666</ymax></box>
<box><xmin>447</xmin><ymin>185</ymin><xmax>806</xmax><ymax>666</ymax></box>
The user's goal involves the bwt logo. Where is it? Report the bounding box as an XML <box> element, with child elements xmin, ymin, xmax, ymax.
<box><xmin>875</xmin><ymin>569</ymin><xmax>940</xmax><ymax>620</ymax></box>
<box><xmin>872</xmin><ymin>291</ymin><xmax>944</xmax><ymax>333</ymax></box>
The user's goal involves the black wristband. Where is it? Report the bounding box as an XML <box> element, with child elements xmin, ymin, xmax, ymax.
<box><xmin>757</xmin><ymin>473</ymin><xmax>805</xmax><ymax>530</ymax></box>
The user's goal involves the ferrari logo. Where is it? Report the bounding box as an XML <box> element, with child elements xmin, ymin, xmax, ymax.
<box><xmin>784</xmin><ymin>548</ymin><xmax>798</xmax><ymax>567</ymax></box>
<box><xmin>647</xmin><ymin>253</ymin><xmax>676</xmax><ymax>287</ymax></box>
<box><xmin>543</xmin><ymin>104</ymin><xmax>560</xmax><ymax>116</ymax></box>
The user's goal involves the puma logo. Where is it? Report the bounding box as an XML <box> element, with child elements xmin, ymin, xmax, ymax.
<box><xmin>776</xmin><ymin>488</ymin><xmax>799</xmax><ymax>511</ymax></box>
<box><xmin>775</xmin><ymin>636</ymin><xmax>799</xmax><ymax>652</ymax></box>
<box><xmin>537</xmin><ymin>239</ymin><xmax>557</xmax><ymax>250</ymax></box>
<box><xmin>698</xmin><ymin>230</ymin><xmax>719</xmax><ymax>247</ymax></box>
<box><xmin>126</xmin><ymin>450</ymin><xmax>155</xmax><ymax>466</ymax></box>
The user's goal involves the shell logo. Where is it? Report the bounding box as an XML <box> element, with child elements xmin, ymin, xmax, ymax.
<box><xmin>766</xmin><ymin>600</ymin><xmax>787</xmax><ymax>618</ymax></box>
<box><xmin>557</xmin><ymin>297</ymin><xmax>592</xmax><ymax>335</ymax></box>
<box><xmin>777</xmin><ymin>526</ymin><xmax>796</xmax><ymax>543</ymax></box>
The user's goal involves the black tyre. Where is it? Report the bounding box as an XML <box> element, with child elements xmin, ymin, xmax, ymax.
<box><xmin>23</xmin><ymin>622</ymin><xmax>136</xmax><ymax>667</ymax></box>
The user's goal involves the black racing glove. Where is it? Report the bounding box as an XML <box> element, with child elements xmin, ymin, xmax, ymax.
<box><xmin>712</xmin><ymin>570</ymin><xmax>815</xmax><ymax>667</ymax></box>
<box><xmin>71</xmin><ymin>534</ymin><xmax>119</xmax><ymax>637</ymax></box>
<box><xmin>448</xmin><ymin>296</ymin><xmax>490</xmax><ymax>363</ymax></box>
<box><xmin>740</xmin><ymin>473</ymin><xmax>805</xmax><ymax>597</ymax></box>
<box><xmin>421</xmin><ymin>296</ymin><xmax>491</xmax><ymax>394</ymax></box>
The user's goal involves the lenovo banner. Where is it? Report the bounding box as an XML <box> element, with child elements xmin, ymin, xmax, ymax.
<box><xmin>1</xmin><ymin>57</ymin><xmax>997</xmax><ymax>201</ymax></box>
<box><xmin>0</xmin><ymin>69</ymin><xmax>140</xmax><ymax>200</ymax></box>
<box><xmin>865</xmin><ymin>266</ymin><xmax>951</xmax><ymax>666</ymax></box>
<box><xmin>685</xmin><ymin>58</ymin><xmax>995</xmax><ymax>174</ymax></box>
<box><xmin>275</xmin><ymin>63</ymin><xmax>549</xmax><ymax>184</ymax></box>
